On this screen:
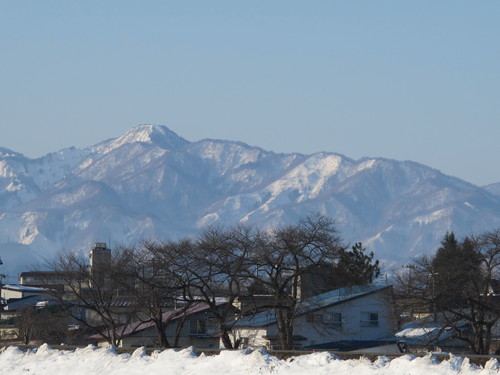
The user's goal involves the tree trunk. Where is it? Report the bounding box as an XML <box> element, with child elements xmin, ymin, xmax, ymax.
<box><xmin>154</xmin><ymin>320</ymin><xmax>170</xmax><ymax>348</ymax></box>
<box><xmin>220</xmin><ymin>328</ymin><xmax>234</xmax><ymax>349</ymax></box>
<box><xmin>276</xmin><ymin>309</ymin><xmax>294</xmax><ymax>350</ymax></box>
<box><xmin>174</xmin><ymin>315</ymin><xmax>188</xmax><ymax>347</ymax></box>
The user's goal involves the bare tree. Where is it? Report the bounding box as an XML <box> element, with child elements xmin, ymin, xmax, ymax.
<box><xmin>169</xmin><ymin>225</ymin><xmax>254</xmax><ymax>349</ymax></box>
<box><xmin>14</xmin><ymin>304</ymin><xmax>67</xmax><ymax>345</ymax></box>
<box><xmin>15</xmin><ymin>306</ymin><xmax>37</xmax><ymax>344</ymax></box>
<box><xmin>42</xmin><ymin>250</ymin><xmax>140</xmax><ymax>346</ymax></box>
<box><xmin>114</xmin><ymin>241</ymin><xmax>192</xmax><ymax>348</ymax></box>
<box><xmin>249</xmin><ymin>214</ymin><xmax>344</xmax><ymax>350</ymax></box>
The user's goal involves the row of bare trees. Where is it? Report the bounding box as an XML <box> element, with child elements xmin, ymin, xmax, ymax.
<box><xmin>36</xmin><ymin>214</ymin><xmax>380</xmax><ymax>349</ymax></box>
<box><xmin>393</xmin><ymin>230</ymin><xmax>500</xmax><ymax>354</ymax></box>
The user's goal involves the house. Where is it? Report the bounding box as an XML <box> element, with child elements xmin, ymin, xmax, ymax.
<box><xmin>230</xmin><ymin>284</ymin><xmax>397</xmax><ymax>350</ymax></box>
<box><xmin>19</xmin><ymin>271</ymin><xmax>68</xmax><ymax>289</ymax></box>
<box><xmin>1</xmin><ymin>284</ymin><xmax>53</xmax><ymax>301</ymax></box>
<box><xmin>0</xmin><ymin>284</ymin><xmax>59</xmax><ymax>321</ymax></box>
<box><xmin>392</xmin><ymin>315</ymin><xmax>471</xmax><ymax>354</ymax></box>
<box><xmin>88</xmin><ymin>302</ymin><xmax>226</xmax><ymax>349</ymax></box>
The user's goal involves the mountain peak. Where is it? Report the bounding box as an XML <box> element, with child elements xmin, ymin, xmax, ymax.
<box><xmin>94</xmin><ymin>125</ymin><xmax>189</xmax><ymax>154</ymax></box>
<box><xmin>119</xmin><ymin>125</ymin><xmax>189</xmax><ymax>148</ymax></box>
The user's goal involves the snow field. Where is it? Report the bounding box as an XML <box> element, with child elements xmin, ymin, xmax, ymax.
<box><xmin>1</xmin><ymin>345</ymin><xmax>500</xmax><ymax>375</ymax></box>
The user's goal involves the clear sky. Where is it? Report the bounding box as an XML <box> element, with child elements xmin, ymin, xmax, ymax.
<box><xmin>1</xmin><ymin>1</ymin><xmax>499</xmax><ymax>186</ymax></box>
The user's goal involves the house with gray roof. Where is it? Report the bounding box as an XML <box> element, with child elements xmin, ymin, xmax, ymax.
<box><xmin>230</xmin><ymin>284</ymin><xmax>397</xmax><ymax>350</ymax></box>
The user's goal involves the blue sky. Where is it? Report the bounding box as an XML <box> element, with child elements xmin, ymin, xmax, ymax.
<box><xmin>1</xmin><ymin>1</ymin><xmax>499</xmax><ymax>185</ymax></box>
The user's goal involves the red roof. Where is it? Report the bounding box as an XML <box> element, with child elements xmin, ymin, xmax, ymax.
<box><xmin>87</xmin><ymin>301</ymin><xmax>224</xmax><ymax>340</ymax></box>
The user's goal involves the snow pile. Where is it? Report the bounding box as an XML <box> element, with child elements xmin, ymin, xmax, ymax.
<box><xmin>1</xmin><ymin>345</ymin><xmax>500</xmax><ymax>375</ymax></box>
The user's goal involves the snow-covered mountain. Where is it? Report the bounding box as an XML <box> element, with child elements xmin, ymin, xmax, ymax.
<box><xmin>2</xmin><ymin>125</ymin><xmax>500</xmax><ymax>279</ymax></box>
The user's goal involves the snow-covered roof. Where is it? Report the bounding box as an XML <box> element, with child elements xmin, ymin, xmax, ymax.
<box><xmin>1</xmin><ymin>284</ymin><xmax>51</xmax><ymax>293</ymax></box>
<box><xmin>392</xmin><ymin>317</ymin><xmax>469</xmax><ymax>346</ymax></box>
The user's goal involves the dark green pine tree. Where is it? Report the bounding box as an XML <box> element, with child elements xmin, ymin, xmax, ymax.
<box><xmin>328</xmin><ymin>242</ymin><xmax>381</xmax><ymax>289</ymax></box>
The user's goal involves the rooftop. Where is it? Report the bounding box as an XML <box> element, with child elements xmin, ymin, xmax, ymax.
<box><xmin>1</xmin><ymin>284</ymin><xmax>52</xmax><ymax>293</ymax></box>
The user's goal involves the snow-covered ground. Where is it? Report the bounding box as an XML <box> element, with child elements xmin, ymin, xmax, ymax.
<box><xmin>1</xmin><ymin>345</ymin><xmax>500</xmax><ymax>375</ymax></box>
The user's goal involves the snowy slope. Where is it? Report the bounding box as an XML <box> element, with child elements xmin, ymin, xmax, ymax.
<box><xmin>1</xmin><ymin>124</ymin><xmax>500</xmax><ymax>279</ymax></box>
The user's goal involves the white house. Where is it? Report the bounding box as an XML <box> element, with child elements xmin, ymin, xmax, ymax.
<box><xmin>0</xmin><ymin>284</ymin><xmax>53</xmax><ymax>301</ymax></box>
<box><xmin>0</xmin><ymin>284</ymin><xmax>57</xmax><ymax>322</ymax></box>
<box><xmin>230</xmin><ymin>284</ymin><xmax>397</xmax><ymax>350</ymax></box>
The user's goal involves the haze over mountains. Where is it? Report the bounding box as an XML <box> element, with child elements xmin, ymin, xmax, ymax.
<box><xmin>1</xmin><ymin>125</ymin><xmax>500</xmax><ymax>279</ymax></box>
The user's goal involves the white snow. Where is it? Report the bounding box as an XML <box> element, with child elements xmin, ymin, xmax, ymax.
<box><xmin>92</xmin><ymin>125</ymin><xmax>187</xmax><ymax>156</ymax></box>
<box><xmin>268</xmin><ymin>154</ymin><xmax>342</xmax><ymax>201</ymax></box>
<box><xmin>0</xmin><ymin>345</ymin><xmax>499</xmax><ymax>375</ymax></box>
<box><xmin>351</xmin><ymin>159</ymin><xmax>378</xmax><ymax>176</ymax></box>
<box><xmin>19</xmin><ymin>212</ymin><xmax>47</xmax><ymax>245</ymax></box>
<box><xmin>5</xmin><ymin>180</ymin><xmax>22</xmax><ymax>192</ymax></box>
<box><xmin>412</xmin><ymin>208</ymin><xmax>451</xmax><ymax>226</ymax></box>
<box><xmin>464</xmin><ymin>202</ymin><xmax>476</xmax><ymax>210</ymax></box>
<box><xmin>396</xmin><ymin>327</ymin><xmax>439</xmax><ymax>338</ymax></box>
<box><xmin>93</xmin><ymin>125</ymin><xmax>158</xmax><ymax>155</ymax></box>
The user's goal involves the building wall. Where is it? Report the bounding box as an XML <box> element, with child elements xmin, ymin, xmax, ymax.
<box><xmin>120</xmin><ymin>309</ymin><xmax>221</xmax><ymax>349</ymax></box>
<box><xmin>0</xmin><ymin>326</ymin><xmax>18</xmax><ymax>341</ymax></box>
<box><xmin>1</xmin><ymin>287</ymin><xmax>52</xmax><ymax>301</ymax></box>
<box><xmin>293</xmin><ymin>289</ymin><xmax>396</xmax><ymax>347</ymax></box>
<box><xmin>1</xmin><ymin>288</ymin><xmax>23</xmax><ymax>300</ymax></box>
<box><xmin>233</xmin><ymin>288</ymin><xmax>397</xmax><ymax>350</ymax></box>
<box><xmin>230</xmin><ymin>328</ymin><xmax>268</xmax><ymax>349</ymax></box>
<box><xmin>89</xmin><ymin>243</ymin><xmax>111</xmax><ymax>288</ymax></box>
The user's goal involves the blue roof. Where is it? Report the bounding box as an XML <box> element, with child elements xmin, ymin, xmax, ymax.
<box><xmin>234</xmin><ymin>284</ymin><xmax>390</xmax><ymax>327</ymax></box>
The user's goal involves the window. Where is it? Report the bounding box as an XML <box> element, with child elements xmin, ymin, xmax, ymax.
<box><xmin>323</xmin><ymin>312</ymin><xmax>342</xmax><ymax>328</ymax></box>
<box><xmin>189</xmin><ymin>318</ymin><xmax>217</xmax><ymax>335</ymax></box>
<box><xmin>360</xmin><ymin>312</ymin><xmax>379</xmax><ymax>327</ymax></box>
<box><xmin>306</xmin><ymin>312</ymin><xmax>323</xmax><ymax>324</ymax></box>
<box><xmin>190</xmin><ymin>319</ymin><xmax>206</xmax><ymax>335</ymax></box>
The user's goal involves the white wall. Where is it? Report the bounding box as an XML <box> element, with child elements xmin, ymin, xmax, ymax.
<box><xmin>293</xmin><ymin>289</ymin><xmax>396</xmax><ymax>347</ymax></box>
<box><xmin>230</xmin><ymin>328</ymin><xmax>268</xmax><ymax>349</ymax></box>
<box><xmin>233</xmin><ymin>288</ymin><xmax>397</xmax><ymax>349</ymax></box>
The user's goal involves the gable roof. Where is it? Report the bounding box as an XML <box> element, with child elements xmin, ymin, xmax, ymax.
<box><xmin>87</xmin><ymin>301</ymin><xmax>225</xmax><ymax>340</ymax></box>
<box><xmin>233</xmin><ymin>284</ymin><xmax>391</xmax><ymax>328</ymax></box>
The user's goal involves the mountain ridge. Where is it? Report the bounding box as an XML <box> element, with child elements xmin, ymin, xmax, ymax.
<box><xmin>1</xmin><ymin>124</ymin><xmax>499</xmax><ymax>280</ymax></box>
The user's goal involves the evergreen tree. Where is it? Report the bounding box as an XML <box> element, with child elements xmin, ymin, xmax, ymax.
<box><xmin>327</xmin><ymin>242</ymin><xmax>381</xmax><ymax>290</ymax></box>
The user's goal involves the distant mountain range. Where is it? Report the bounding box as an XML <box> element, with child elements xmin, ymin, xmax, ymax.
<box><xmin>2</xmin><ymin>125</ymin><xmax>500</xmax><ymax>280</ymax></box>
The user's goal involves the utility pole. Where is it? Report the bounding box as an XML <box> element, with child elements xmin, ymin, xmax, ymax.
<box><xmin>431</xmin><ymin>267</ymin><xmax>439</xmax><ymax>323</ymax></box>
<box><xmin>0</xmin><ymin>256</ymin><xmax>4</xmax><ymax>322</ymax></box>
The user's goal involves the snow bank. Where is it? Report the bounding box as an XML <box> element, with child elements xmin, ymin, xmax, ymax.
<box><xmin>1</xmin><ymin>344</ymin><xmax>500</xmax><ymax>375</ymax></box>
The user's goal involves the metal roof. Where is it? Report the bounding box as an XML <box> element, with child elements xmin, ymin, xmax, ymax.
<box><xmin>233</xmin><ymin>284</ymin><xmax>390</xmax><ymax>328</ymax></box>
<box><xmin>87</xmin><ymin>301</ymin><xmax>226</xmax><ymax>340</ymax></box>
<box><xmin>1</xmin><ymin>284</ymin><xmax>52</xmax><ymax>293</ymax></box>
